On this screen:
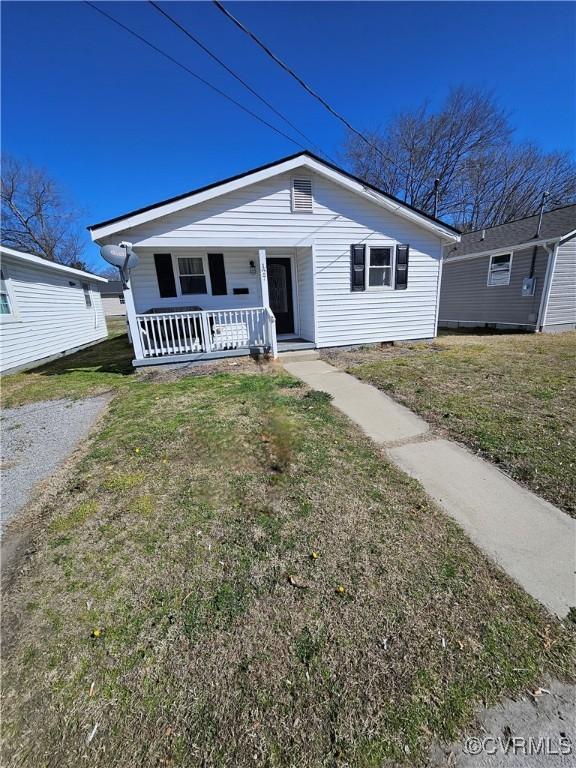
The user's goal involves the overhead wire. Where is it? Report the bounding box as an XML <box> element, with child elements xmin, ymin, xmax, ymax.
<box><xmin>211</xmin><ymin>0</ymin><xmax>418</xmax><ymax>184</ymax></box>
<box><xmin>148</xmin><ymin>0</ymin><xmax>330</xmax><ymax>159</ymax></box>
<box><xmin>84</xmin><ymin>1</ymin><xmax>310</xmax><ymax>152</ymax></box>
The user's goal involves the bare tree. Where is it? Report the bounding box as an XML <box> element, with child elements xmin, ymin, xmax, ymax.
<box><xmin>344</xmin><ymin>87</ymin><xmax>576</xmax><ymax>230</ymax></box>
<box><xmin>1</xmin><ymin>155</ymin><xmax>88</xmax><ymax>269</ymax></box>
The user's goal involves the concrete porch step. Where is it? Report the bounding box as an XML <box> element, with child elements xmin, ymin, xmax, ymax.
<box><xmin>278</xmin><ymin>349</ymin><xmax>320</xmax><ymax>362</ymax></box>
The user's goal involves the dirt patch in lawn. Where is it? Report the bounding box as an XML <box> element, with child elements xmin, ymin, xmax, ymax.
<box><xmin>322</xmin><ymin>332</ymin><xmax>576</xmax><ymax>516</ymax></box>
<box><xmin>2</xmin><ymin>370</ymin><xmax>574</xmax><ymax>768</ymax></box>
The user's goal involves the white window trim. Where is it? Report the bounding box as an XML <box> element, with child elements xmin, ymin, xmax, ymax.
<box><xmin>81</xmin><ymin>281</ymin><xmax>94</xmax><ymax>308</ymax></box>
<box><xmin>171</xmin><ymin>253</ymin><xmax>212</xmax><ymax>297</ymax></box>
<box><xmin>0</xmin><ymin>264</ymin><xmax>20</xmax><ymax>323</ymax></box>
<box><xmin>291</xmin><ymin>177</ymin><xmax>314</xmax><ymax>214</ymax></box>
<box><xmin>366</xmin><ymin>245</ymin><xmax>395</xmax><ymax>291</ymax></box>
<box><xmin>487</xmin><ymin>252</ymin><xmax>513</xmax><ymax>287</ymax></box>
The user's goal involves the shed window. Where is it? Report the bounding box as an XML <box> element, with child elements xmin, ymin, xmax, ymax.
<box><xmin>1</xmin><ymin>268</ymin><xmax>13</xmax><ymax>315</ymax></box>
<box><xmin>81</xmin><ymin>282</ymin><xmax>92</xmax><ymax>307</ymax></box>
<box><xmin>178</xmin><ymin>257</ymin><xmax>207</xmax><ymax>294</ymax></box>
<box><xmin>488</xmin><ymin>254</ymin><xmax>512</xmax><ymax>286</ymax></box>
<box><xmin>367</xmin><ymin>247</ymin><xmax>393</xmax><ymax>288</ymax></box>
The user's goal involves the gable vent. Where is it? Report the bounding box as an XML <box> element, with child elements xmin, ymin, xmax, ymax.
<box><xmin>291</xmin><ymin>178</ymin><xmax>313</xmax><ymax>212</ymax></box>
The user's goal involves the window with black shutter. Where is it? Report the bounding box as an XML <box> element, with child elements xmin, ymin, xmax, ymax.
<box><xmin>394</xmin><ymin>244</ymin><xmax>409</xmax><ymax>290</ymax></box>
<box><xmin>154</xmin><ymin>253</ymin><xmax>177</xmax><ymax>297</ymax></box>
<box><xmin>207</xmin><ymin>253</ymin><xmax>227</xmax><ymax>295</ymax></box>
<box><xmin>350</xmin><ymin>244</ymin><xmax>366</xmax><ymax>291</ymax></box>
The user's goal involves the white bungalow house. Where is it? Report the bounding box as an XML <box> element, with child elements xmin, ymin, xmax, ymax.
<box><xmin>88</xmin><ymin>152</ymin><xmax>460</xmax><ymax>366</ymax></box>
<box><xmin>0</xmin><ymin>246</ymin><xmax>107</xmax><ymax>374</ymax></box>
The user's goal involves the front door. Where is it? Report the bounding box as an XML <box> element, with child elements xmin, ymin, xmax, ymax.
<box><xmin>267</xmin><ymin>258</ymin><xmax>294</xmax><ymax>334</ymax></box>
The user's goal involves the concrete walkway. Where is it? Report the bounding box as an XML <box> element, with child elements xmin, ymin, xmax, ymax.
<box><xmin>283</xmin><ymin>359</ymin><xmax>575</xmax><ymax>617</ymax></box>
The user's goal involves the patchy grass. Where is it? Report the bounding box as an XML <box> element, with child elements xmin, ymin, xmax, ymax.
<box><xmin>1</xmin><ymin>317</ymin><xmax>134</xmax><ymax>408</ymax></box>
<box><xmin>2</xmin><ymin>367</ymin><xmax>574</xmax><ymax>767</ymax></box>
<box><xmin>323</xmin><ymin>332</ymin><xmax>576</xmax><ymax>516</ymax></box>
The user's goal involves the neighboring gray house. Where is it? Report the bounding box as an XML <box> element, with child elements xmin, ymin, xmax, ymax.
<box><xmin>439</xmin><ymin>205</ymin><xmax>576</xmax><ymax>333</ymax></box>
<box><xmin>99</xmin><ymin>279</ymin><xmax>126</xmax><ymax>316</ymax></box>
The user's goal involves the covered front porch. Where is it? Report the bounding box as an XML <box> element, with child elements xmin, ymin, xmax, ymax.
<box><xmin>123</xmin><ymin>247</ymin><xmax>315</xmax><ymax>366</ymax></box>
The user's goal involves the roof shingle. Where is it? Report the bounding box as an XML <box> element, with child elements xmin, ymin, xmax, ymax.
<box><xmin>446</xmin><ymin>204</ymin><xmax>576</xmax><ymax>259</ymax></box>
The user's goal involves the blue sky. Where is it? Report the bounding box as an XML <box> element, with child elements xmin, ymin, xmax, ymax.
<box><xmin>2</xmin><ymin>1</ymin><xmax>575</xmax><ymax>268</ymax></box>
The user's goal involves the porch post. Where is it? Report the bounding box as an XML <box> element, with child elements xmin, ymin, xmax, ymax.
<box><xmin>122</xmin><ymin>275</ymin><xmax>144</xmax><ymax>361</ymax></box>
<box><xmin>258</xmin><ymin>248</ymin><xmax>278</xmax><ymax>358</ymax></box>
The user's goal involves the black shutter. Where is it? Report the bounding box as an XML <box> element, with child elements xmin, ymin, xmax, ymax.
<box><xmin>154</xmin><ymin>253</ymin><xmax>177</xmax><ymax>298</ymax></box>
<box><xmin>208</xmin><ymin>253</ymin><xmax>227</xmax><ymax>295</ymax></box>
<box><xmin>350</xmin><ymin>244</ymin><xmax>366</xmax><ymax>291</ymax></box>
<box><xmin>395</xmin><ymin>244</ymin><xmax>409</xmax><ymax>290</ymax></box>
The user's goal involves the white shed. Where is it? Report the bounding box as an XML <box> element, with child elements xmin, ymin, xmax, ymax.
<box><xmin>0</xmin><ymin>246</ymin><xmax>108</xmax><ymax>374</ymax></box>
<box><xmin>88</xmin><ymin>152</ymin><xmax>460</xmax><ymax>366</ymax></box>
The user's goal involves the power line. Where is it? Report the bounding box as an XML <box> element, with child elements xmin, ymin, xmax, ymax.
<box><xmin>148</xmin><ymin>0</ymin><xmax>328</xmax><ymax>158</ymax></box>
<box><xmin>212</xmin><ymin>0</ymin><xmax>416</xmax><ymax>184</ymax></box>
<box><xmin>84</xmin><ymin>1</ymin><xmax>309</xmax><ymax>152</ymax></box>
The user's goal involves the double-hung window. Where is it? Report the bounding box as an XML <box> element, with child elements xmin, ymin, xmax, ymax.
<box><xmin>488</xmin><ymin>254</ymin><xmax>512</xmax><ymax>286</ymax></box>
<box><xmin>178</xmin><ymin>257</ymin><xmax>207</xmax><ymax>294</ymax></box>
<box><xmin>1</xmin><ymin>268</ymin><xmax>15</xmax><ymax>317</ymax></box>
<box><xmin>367</xmin><ymin>247</ymin><xmax>393</xmax><ymax>289</ymax></box>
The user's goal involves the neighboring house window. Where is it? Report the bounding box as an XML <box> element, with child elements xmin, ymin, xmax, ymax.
<box><xmin>178</xmin><ymin>257</ymin><xmax>207</xmax><ymax>294</ymax></box>
<box><xmin>488</xmin><ymin>254</ymin><xmax>512</xmax><ymax>286</ymax></box>
<box><xmin>82</xmin><ymin>281</ymin><xmax>93</xmax><ymax>307</ymax></box>
<box><xmin>1</xmin><ymin>268</ymin><xmax>13</xmax><ymax>315</ymax></box>
<box><xmin>367</xmin><ymin>247</ymin><xmax>393</xmax><ymax>289</ymax></box>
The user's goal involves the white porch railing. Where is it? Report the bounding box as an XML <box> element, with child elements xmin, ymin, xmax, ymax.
<box><xmin>135</xmin><ymin>307</ymin><xmax>275</xmax><ymax>358</ymax></box>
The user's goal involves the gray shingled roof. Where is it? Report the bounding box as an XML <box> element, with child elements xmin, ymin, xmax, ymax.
<box><xmin>99</xmin><ymin>279</ymin><xmax>123</xmax><ymax>295</ymax></box>
<box><xmin>446</xmin><ymin>204</ymin><xmax>576</xmax><ymax>259</ymax></box>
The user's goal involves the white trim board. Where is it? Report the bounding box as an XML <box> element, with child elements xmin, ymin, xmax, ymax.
<box><xmin>0</xmin><ymin>246</ymin><xmax>107</xmax><ymax>283</ymax></box>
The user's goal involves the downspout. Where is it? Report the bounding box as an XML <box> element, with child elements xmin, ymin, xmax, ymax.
<box><xmin>536</xmin><ymin>241</ymin><xmax>558</xmax><ymax>332</ymax></box>
<box><xmin>434</xmin><ymin>244</ymin><xmax>444</xmax><ymax>336</ymax></box>
<box><xmin>529</xmin><ymin>191</ymin><xmax>549</xmax><ymax>279</ymax></box>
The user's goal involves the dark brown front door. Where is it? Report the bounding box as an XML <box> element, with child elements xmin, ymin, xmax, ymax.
<box><xmin>267</xmin><ymin>258</ymin><xmax>294</xmax><ymax>334</ymax></box>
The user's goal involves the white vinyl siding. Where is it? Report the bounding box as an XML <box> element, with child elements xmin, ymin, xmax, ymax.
<box><xmin>0</xmin><ymin>256</ymin><xmax>107</xmax><ymax>374</ymax></box>
<box><xmin>295</xmin><ymin>246</ymin><xmax>314</xmax><ymax>341</ymax></box>
<box><xmin>543</xmin><ymin>237</ymin><xmax>576</xmax><ymax>328</ymax></box>
<box><xmin>109</xmin><ymin>170</ymin><xmax>445</xmax><ymax>346</ymax></box>
<box><xmin>129</xmin><ymin>249</ymin><xmax>264</xmax><ymax>313</ymax></box>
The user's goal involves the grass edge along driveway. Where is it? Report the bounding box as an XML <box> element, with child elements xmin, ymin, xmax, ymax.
<box><xmin>2</xmin><ymin>335</ymin><xmax>574</xmax><ymax>767</ymax></box>
<box><xmin>323</xmin><ymin>331</ymin><xmax>576</xmax><ymax>517</ymax></box>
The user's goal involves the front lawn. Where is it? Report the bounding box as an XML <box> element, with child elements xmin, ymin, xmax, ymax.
<box><xmin>2</xmin><ymin>336</ymin><xmax>574</xmax><ymax>767</ymax></box>
<box><xmin>1</xmin><ymin>316</ymin><xmax>134</xmax><ymax>408</ymax></box>
<box><xmin>323</xmin><ymin>331</ymin><xmax>576</xmax><ymax>517</ymax></box>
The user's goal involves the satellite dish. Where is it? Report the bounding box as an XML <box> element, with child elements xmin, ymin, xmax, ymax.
<box><xmin>100</xmin><ymin>244</ymin><xmax>139</xmax><ymax>270</ymax></box>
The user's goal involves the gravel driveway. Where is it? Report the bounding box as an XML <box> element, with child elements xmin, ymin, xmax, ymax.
<box><xmin>1</xmin><ymin>396</ymin><xmax>110</xmax><ymax>530</ymax></box>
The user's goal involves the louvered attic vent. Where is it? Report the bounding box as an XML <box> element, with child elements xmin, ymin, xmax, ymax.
<box><xmin>291</xmin><ymin>178</ymin><xmax>313</xmax><ymax>212</ymax></box>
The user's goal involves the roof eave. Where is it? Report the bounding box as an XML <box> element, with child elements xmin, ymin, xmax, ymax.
<box><xmin>88</xmin><ymin>152</ymin><xmax>460</xmax><ymax>242</ymax></box>
<box><xmin>0</xmin><ymin>245</ymin><xmax>108</xmax><ymax>282</ymax></box>
<box><xmin>443</xmin><ymin>236</ymin><xmax>564</xmax><ymax>263</ymax></box>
